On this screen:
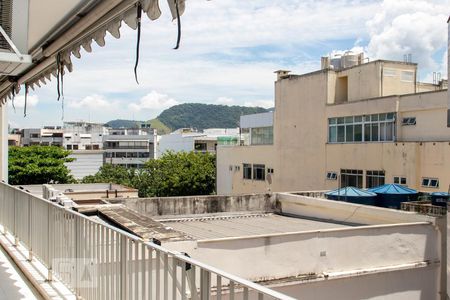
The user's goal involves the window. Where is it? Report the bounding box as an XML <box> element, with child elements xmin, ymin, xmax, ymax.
<box><xmin>340</xmin><ymin>169</ymin><xmax>363</xmax><ymax>188</ymax></box>
<box><xmin>326</xmin><ymin>172</ymin><xmax>337</xmax><ymax>180</ymax></box>
<box><xmin>93</xmin><ymin>144</ymin><xmax>100</xmax><ymax>150</ymax></box>
<box><xmin>73</xmin><ymin>145</ymin><xmax>79</xmax><ymax>150</ymax></box>
<box><xmin>66</xmin><ymin>145</ymin><xmax>72</xmax><ymax>150</ymax></box>
<box><xmin>30</xmin><ymin>133</ymin><xmax>39</xmax><ymax>138</ymax></box>
<box><xmin>194</xmin><ymin>143</ymin><xmax>207</xmax><ymax>151</ymax></box>
<box><xmin>253</xmin><ymin>164</ymin><xmax>266</xmax><ymax>181</ymax></box>
<box><xmin>328</xmin><ymin>113</ymin><xmax>395</xmax><ymax>143</ymax></box>
<box><xmin>366</xmin><ymin>170</ymin><xmax>385</xmax><ymax>188</ymax></box>
<box><xmin>243</xmin><ymin>164</ymin><xmax>252</xmax><ymax>179</ymax></box>
<box><xmin>401</xmin><ymin>117</ymin><xmax>416</xmax><ymax>126</ymax></box>
<box><xmin>401</xmin><ymin>71</ymin><xmax>414</xmax><ymax>82</ymax></box>
<box><xmin>85</xmin><ymin>145</ymin><xmax>92</xmax><ymax>150</ymax></box>
<box><xmin>267</xmin><ymin>168</ymin><xmax>274</xmax><ymax>174</ymax></box>
<box><xmin>394</xmin><ymin>176</ymin><xmax>407</xmax><ymax>185</ymax></box>
<box><xmin>383</xmin><ymin>68</ymin><xmax>397</xmax><ymax>77</ymax></box>
<box><xmin>251</xmin><ymin>127</ymin><xmax>273</xmax><ymax>145</ymax></box>
<box><xmin>116</xmin><ymin>152</ymin><xmax>126</xmax><ymax>158</ymax></box>
<box><xmin>421</xmin><ymin>178</ymin><xmax>439</xmax><ymax>188</ymax></box>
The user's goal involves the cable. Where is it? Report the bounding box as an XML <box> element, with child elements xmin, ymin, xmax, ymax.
<box><xmin>24</xmin><ymin>84</ymin><xmax>28</xmax><ymax>117</ymax></box>
<box><xmin>134</xmin><ymin>3</ymin><xmax>142</xmax><ymax>84</ymax></box>
<box><xmin>173</xmin><ymin>0</ymin><xmax>181</xmax><ymax>49</ymax></box>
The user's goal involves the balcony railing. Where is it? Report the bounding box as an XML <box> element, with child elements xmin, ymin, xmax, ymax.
<box><xmin>0</xmin><ymin>182</ymin><xmax>294</xmax><ymax>300</ymax></box>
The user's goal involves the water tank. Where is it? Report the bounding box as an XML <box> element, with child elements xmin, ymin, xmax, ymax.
<box><xmin>341</xmin><ymin>52</ymin><xmax>362</xmax><ymax>69</ymax></box>
<box><xmin>431</xmin><ymin>192</ymin><xmax>449</xmax><ymax>207</ymax></box>
<box><xmin>368</xmin><ymin>184</ymin><xmax>418</xmax><ymax>209</ymax></box>
<box><xmin>325</xmin><ymin>186</ymin><xmax>377</xmax><ymax>206</ymax></box>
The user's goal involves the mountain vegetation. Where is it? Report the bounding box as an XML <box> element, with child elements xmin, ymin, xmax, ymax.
<box><xmin>105</xmin><ymin>119</ymin><xmax>144</xmax><ymax>128</ymax></box>
<box><xmin>155</xmin><ymin>103</ymin><xmax>268</xmax><ymax>131</ymax></box>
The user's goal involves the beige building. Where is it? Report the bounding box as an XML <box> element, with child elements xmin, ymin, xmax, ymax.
<box><xmin>217</xmin><ymin>56</ymin><xmax>450</xmax><ymax>195</ymax></box>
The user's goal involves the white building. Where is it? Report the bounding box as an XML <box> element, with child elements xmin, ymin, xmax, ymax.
<box><xmin>63</xmin><ymin>121</ymin><xmax>108</xmax><ymax>150</ymax></box>
<box><xmin>103</xmin><ymin>128</ymin><xmax>157</xmax><ymax>169</ymax></box>
<box><xmin>158</xmin><ymin>128</ymin><xmax>240</xmax><ymax>157</ymax></box>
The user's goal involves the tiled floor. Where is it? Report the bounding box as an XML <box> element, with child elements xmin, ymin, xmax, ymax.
<box><xmin>0</xmin><ymin>245</ymin><xmax>42</xmax><ymax>300</ymax></box>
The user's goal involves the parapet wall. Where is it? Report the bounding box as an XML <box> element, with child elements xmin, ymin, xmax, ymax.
<box><xmin>109</xmin><ymin>193</ymin><xmax>279</xmax><ymax>217</ymax></box>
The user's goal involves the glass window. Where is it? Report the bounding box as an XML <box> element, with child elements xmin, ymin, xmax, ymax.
<box><xmin>401</xmin><ymin>71</ymin><xmax>414</xmax><ymax>82</ymax></box>
<box><xmin>328</xmin><ymin>113</ymin><xmax>395</xmax><ymax>143</ymax></box>
<box><xmin>345</xmin><ymin>125</ymin><xmax>354</xmax><ymax>142</ymax></box>
<box><xmin>354</xmin><ymin>124</ymin><xmax>363</xmax><ymax>142</ymax></box>
<box><xmin>329</xmin><ymin>126</ymin><xmax>337</xmax><ymax>143</ymax></box>
<box><xmin>337</xmin><ymin>126</ymin><xmax>345</xmax><ymax>142</ymax></box>
<box><xmin>243</xmin><ymin>164</ymin><xmax>252</xmax><ymax>179</ymax></box>
<box><xmin>366</xmin><ymin>170</ymin><xmax>385</xmax><ymax>188</ymax></box>
<box><xmin>251</xmin><ymin>127</ymin><xmax>273</xmax><ymax>145</ymax></box>
<box><xmin>340</xmin><ymin>169</ymin><xmax>363</xmax><ymax>188</ymax></box>
<box><xmin>253</xmin><ymin>164</ymin><xmax>265</xmax><ymax>181</ymax></box>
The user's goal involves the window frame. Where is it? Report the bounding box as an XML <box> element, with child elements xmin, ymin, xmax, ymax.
<box><xmin>421</xmin><ymin>177</ymin><xmax>439</xmax><ymax>188</ymax></box>
<box><xmin>393</xmin><ymin>176</ymin><xmax>407</xmax><ymax>185</ymax></box>
<box><xmin>243</xmin><ymin>163</ymin><xmax>252</xmax><ymax>180</ymax></box>
<box><xmin>253</xmin><ymin>164</ymin><xmax>266</xmax><ymax>181</ymax></box>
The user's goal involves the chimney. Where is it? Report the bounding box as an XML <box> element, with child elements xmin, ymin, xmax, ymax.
<box><xmin>274</xmin><ymin>70</ymin><xmax>291</xmax><ymax>81</ymax></box>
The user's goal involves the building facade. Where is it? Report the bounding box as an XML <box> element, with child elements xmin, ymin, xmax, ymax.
<box><xmin>63</xmin><ymin>121</ymin><xmax>108</xmax><ymax>150</ymax></box>
<box><xmin>103</xmin><ymin>128</ymin><xmax>157</xmax><ymax>169</ymax></box>
<box><xmin>217</xmin><ymin>57</ymin><xmax>450</xmax><ymax>195</ymax></box>
<box><xmin>21</xmin><ymin>126</ymin><xmax>64</xmax><ymax>146</ymax></box>
<box><xmin>158</xmin><ymin>128</ymin><xmax>240</xmax><ymax>157</ymax></box>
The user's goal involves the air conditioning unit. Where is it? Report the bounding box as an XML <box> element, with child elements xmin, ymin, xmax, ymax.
<box><xmin>0</xmin><ymin>0</ymin><xmax>32</xmax><ymax>75</ymax></box>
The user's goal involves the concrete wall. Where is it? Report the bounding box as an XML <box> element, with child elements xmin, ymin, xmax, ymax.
<box><xmin>109</xmin><ymin>193</ymin><xmax>278</xmax><ymax>216</ymax></box>
<box><xmin>216</xmin><ymin>145</ymin><xmax>275</xmax><ymax>195</ymax></box>
<box><xmin>163</xmin><ymin>193</ymin><xmax>444</xmax><ymax>300</ymax></box>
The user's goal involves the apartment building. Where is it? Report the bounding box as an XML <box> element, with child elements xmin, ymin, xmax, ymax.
<box><xmin>21</xmin><ymin>126</ymin><xmax>63</xmax><ymax>146</ymax></box>
<box><xmin>103</xmin><ymin>127</ymin><xmax>157</xmax><ymax>168</ymax></box>
<box><xmin>217</xmin><ymin>53</ymin><xmax>450</xmax><ymax>195</ymax></box>
<box><xmin>63</xmin><ymin>121</ymin><xmax>108</xmax><ymax>150</ymax></box>
<box><xmin>158</xmin><ymin>127</ymin><xmax>240</xmax><ymax>157</ymax></box>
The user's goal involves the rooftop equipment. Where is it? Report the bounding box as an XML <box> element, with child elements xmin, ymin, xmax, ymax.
<box><xmin>325</xmin><ymin>186</ymin><xmax>377</xmax><ymax>206</ymax></box>
<box><xmin>368</xmin><ymin>184</ymin><xmax>418</xmax><ymax>209</ymax></box>
<box><xmin>430</xmin><ymin>192</ymin><xmax>449</xmax><ymax>207</ymax></box>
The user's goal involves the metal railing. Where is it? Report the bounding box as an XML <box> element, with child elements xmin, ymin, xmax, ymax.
<box><xmin>0</xmin><ymin>182</ymin><xmax>295</xmax><ymax>300</ymax></box>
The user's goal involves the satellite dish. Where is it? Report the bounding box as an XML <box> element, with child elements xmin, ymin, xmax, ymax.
<box><xmin>267</xmin><ymin>173</ymin><xmax>272</xmax><ymax>185</ymax></box>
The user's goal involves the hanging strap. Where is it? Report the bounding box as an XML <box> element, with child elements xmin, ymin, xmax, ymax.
<box><xmin>173</xmin><ymin>0</ymin><xmax>181</xmax><ymax>49</ymax></box>
<box><xmin>134</xmin><ymin>3</ymin><xmax>142</xmax><ymax>84</ymax></box>
<box><xmin>56</xmin><ymin>53</ymin><xmax>61</xmax><ymax>101</ymax></box>
<box><xmin>11</xmin><ymin>86</ymin><xmax>15</xmax><ymax>112</ymax></box>
<box><xmin>24</xmin><ymin>84</ymin><xmax>28</xmax><ymax>117</ymax></box>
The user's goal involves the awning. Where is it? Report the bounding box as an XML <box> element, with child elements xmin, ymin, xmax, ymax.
<box><xmin>0</xmin><ymin>0</ymin><xmax>186</xmax><ymax>105</ymax></box>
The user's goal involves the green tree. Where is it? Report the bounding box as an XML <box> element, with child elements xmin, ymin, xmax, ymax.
<box><xmin>8</xmin><ymin>146</ymin><xmax>75</xmax><ymax>185</ymax></box>
<box><xmin>146</xmin><ymin>151</ymin><xmax>216</xmax><ymax>197</ymax></box>
<box><xmin>81</xmin><ymin>151</ymin><xmax>216</xmax><ymax>197</ymax></box>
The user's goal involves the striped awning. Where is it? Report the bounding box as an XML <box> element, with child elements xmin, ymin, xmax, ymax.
<box><xmin>0</xmin><ymin>0</ymin><xmax>185</xmax><ymax>105</ymax></box>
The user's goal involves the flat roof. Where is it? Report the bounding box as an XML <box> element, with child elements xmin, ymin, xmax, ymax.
<box><xmin>159</xmin><ymin>212</ymin><xmax>351</xmax><ymax>240</ymax></box>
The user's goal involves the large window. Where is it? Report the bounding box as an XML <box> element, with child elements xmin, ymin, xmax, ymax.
<box><xmin>340</xmin><ymin>169</ymin><xmax>363</xmax><ymax>188</ymax></box>
<box><xmin>329</xmin><ymin>113</ymin><xmax>395</xmax><ymax>143</ymax></box>
<box><xmin>253</xmin><ymin>164</ymin><xmax>266</xmax><ymax>181</ymax></box>
<box><xmin>243</xmin><ymin>164</ymin><xmax>252</xmax><ymax>179</ymax></box>
<box><xmin>251</xmin><ymin>127</ymin><xmax>273</xmax><ymax>145</ymax></box>
<box><xmin>366</xmin><ymin>170</ymin><xmax>385</xmax><ymax>188</ymax></box>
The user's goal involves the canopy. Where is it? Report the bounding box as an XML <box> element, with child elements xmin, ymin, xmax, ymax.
<box><xmin>325</xmin><ymin>186</ymin><xmax>377</xmax><ymax>197</ymax></box>
<box><xmin>368</xmin><ymin>184</ymin><xmax>418</xmax><ymax>195</ymax></box>
<box><xmin>431</xmin><ymin>192</ymin><xmax>450</xmax><ymax>196</ymax></box>
<box><xmin>0</xmin><ymin>0</ymin><xmax>186</xmax><ymax>104</ymax></box>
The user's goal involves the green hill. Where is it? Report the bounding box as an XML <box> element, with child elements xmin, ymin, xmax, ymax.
<box><xmin>156</xmin><ymin>103</ymin><xmax>268</xmax><ymax>131</ymax></box>
<box><xmin>106</xmin><ymin>119</ymin><xmax>144</xmax><ymax>128</ymax></box>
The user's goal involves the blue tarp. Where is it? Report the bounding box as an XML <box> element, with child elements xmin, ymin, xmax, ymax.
<box><xmin>367</xmin><ymin>184</ymin><xmax>418</xmax><ymax>195</ymax></box>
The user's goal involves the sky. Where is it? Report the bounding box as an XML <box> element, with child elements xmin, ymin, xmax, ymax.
<box><xmin>8</xmin><ymin>0</ymin><xmax>450</xmax><ymax>128</ymax></box>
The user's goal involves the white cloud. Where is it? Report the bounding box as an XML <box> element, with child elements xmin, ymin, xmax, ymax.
<box><xmin>8</xmin><ymin>94</ymin><xmax>39</xmax><ymax>109</ymax></box>
<box><xmin>366</xmin><ymin>0</ymin><xmax>449</xmax><ymax>70</ymax></box>
<box><xmin>244</xmin><ymin>99</ymin><xmax>274</xmax><ymax>109</ymax></box>
<box><xmin>68</xmin><ymin>94</ymin><xmax>111</xmax><ymax>109</ymax></box>
<box><xmin>128</xmin><ymin>91</ymin><xmax>178</xmax><ymax>111</ymax></box>
<box><xmin>216</xmin><ymin>97</ymin><xmax>235</xmax><ymax>105</ymax></box>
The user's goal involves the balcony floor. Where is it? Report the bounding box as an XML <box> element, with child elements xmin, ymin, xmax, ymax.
<box><xmin>0</xmin><ymin>244</ymin><xmax>42</xmax><ymax>300</ymax></box>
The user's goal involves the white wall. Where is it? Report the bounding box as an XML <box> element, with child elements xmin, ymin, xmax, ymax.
<box><xmin>158</xmin><ymin>134</ymin><xmax>195</xmax><ymax>156</ymax></box>
<box><xmin>66</xmin><ymin>151</ymin><xmax>104</xmax><ymax>179</ymax></box>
